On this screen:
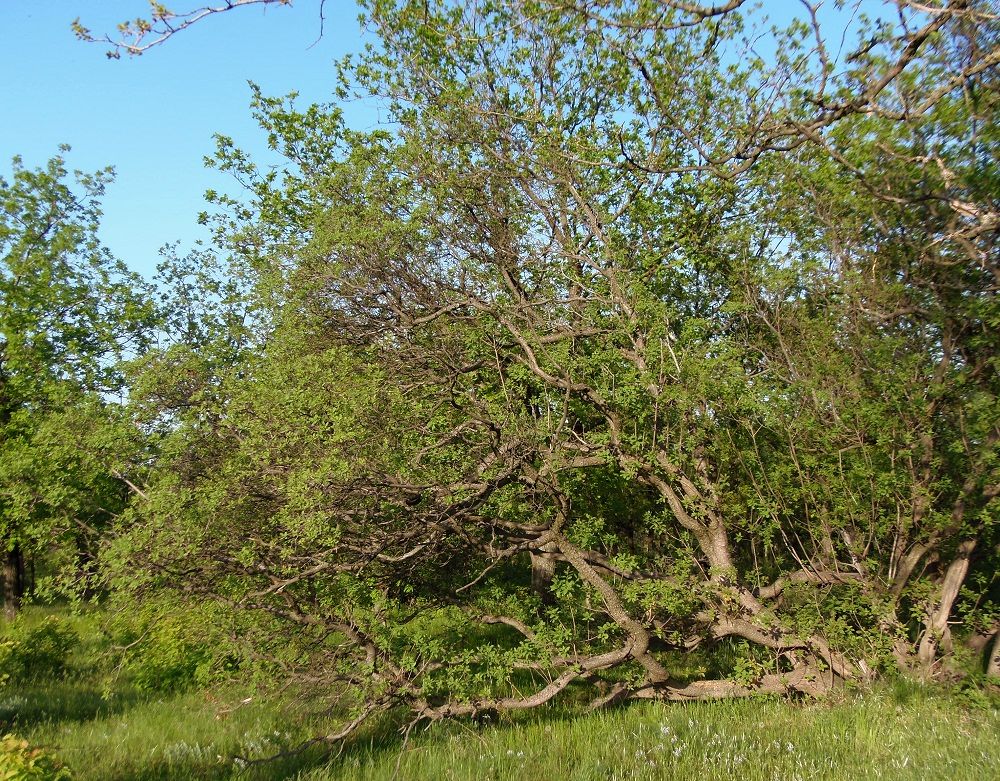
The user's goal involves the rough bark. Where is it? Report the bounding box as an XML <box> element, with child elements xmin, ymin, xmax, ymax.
<box><xmin>556</xmin><ymin>535</ymin><xmax>671</xmax><ymax>685</ymax></box>
<box><xmin>917</xmin><ymin>539</ymin><xmax>976</xmax><ymax>667</ymax></box>
<box><xmin>529</xmin><ymin>541</ymin><xmax>558</xmax><ymax>601</ymax></box>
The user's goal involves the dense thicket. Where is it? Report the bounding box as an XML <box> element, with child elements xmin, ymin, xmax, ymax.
<box><xmin>76</xmin><ymin>0</ymin><xmax>1000</xmax><ymax>739</ymax></box>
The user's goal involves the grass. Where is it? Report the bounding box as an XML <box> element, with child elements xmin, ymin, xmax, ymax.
<box><xmin>3</xmin><ymin>607</ymin><xmax>999</xmax><ymax>780</ymax></box>
<box><xmin>16</xmin><ymin>688</ymin><xmax>331</xmax><ymax>780</ymax></box>
<box><xmin>320</xmin><ymin>692</ymin><xmax>1000</xmax><ymax>781</ymax></box>
<box><xmin>14</xmin><ymin>685</ymin><xmax>1000</xmax><ymax>780</ymax></box>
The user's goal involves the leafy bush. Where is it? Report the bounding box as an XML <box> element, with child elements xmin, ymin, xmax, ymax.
<box><xmin>0</xmin><ymin>735</ymin><xmax>72</xmax><ymax>781</ymax></box>
<box><xmin>0</xmin><ymin>619</ymin><xmax>78</xmax><ymax>683</ymax></box>
<box><xmin>107</xmin><ymin>601</ymin><xmax>240</xmax><ymax>693</ymax></box>
<box><xmin>125</xmin><ymin>626</ymin><xmax>212</xmax><ymax>693</ymax></box>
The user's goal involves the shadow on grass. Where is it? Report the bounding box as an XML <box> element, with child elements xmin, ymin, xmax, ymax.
<box><xmin>17</xmin><ymin>675</ymin><xmax>618</xmax><ymax>781</ymax></box>
<box><xmin>80</xmin><ymin>705</ymin><xmax>528</xmax><ymax>781</ymax></box>
<box><xmin>92</xmin><ymin>745</ymin><xmax>338</xmax><ymax>781</ymax></box>
<box><xmin>0</xmin><ymin>680</ymin><xmax>147</xmax><ymax>730</ymax></box>
<box><xmin>86</xmin><ymin>724</ymin><xmax>400</xmax><ymax>781</ymax></box>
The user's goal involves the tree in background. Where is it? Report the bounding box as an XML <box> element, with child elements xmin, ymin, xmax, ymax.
<box><xmin>0</xmin><ymin>151</ymin><xmax>154</xmax><ymax>618</ymax></box>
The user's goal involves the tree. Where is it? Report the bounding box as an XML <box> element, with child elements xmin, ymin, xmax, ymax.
<box><xmin>0</xmin><ymin>151</ymin><xmax>154</xmax><ymax>618</ymax></box>
<box><xmin>111</xmin><ymin>0</ymin><xmax>997</xmax><ymax>746</ymax></box>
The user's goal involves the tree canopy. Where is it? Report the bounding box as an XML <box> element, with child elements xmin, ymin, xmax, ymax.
<box><xmin>81</xmin><ymin>0</ymin><xmax>999</xmax><ymax>742</ymax></box>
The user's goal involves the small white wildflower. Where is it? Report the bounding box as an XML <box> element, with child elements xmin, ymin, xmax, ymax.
<box><xmin>786</xmin><ymin>742</ymin><xmax>795</xmax><ymax>753</ymax></box>
<box><xmin>660</xmin><ymin>724</ymin><xmax>671</xmax><ymax>736</ymax></box>
<box><xmin>673</xmin><ymin>746</ymin><xmax>683</xmax><ymax>758</ymax></box>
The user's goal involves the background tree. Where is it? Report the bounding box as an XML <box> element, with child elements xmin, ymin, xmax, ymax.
<box><xmin>0</xmin><ymin>151</ymin><xmax>154</xmax><ymax>618</ymax></box>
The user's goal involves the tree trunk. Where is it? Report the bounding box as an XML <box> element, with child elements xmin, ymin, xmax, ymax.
<box><xmin>917</xmin><ymin>539</ymin><xmax>976</xmax><ymax>667</ymax></box>
<box><xmin>76</xmin><ymin>533</ymin><xmax>97</xmax><ymax>600</ymax></box>
<box><xmin>987</xmin><ymin>630</ymin><xmax>1000</xmax><ymax>679</ymax></box>
<box><xmin>530</xmin><ymin>541</ymin><xmax>558</xmax><ymax>602</ymax></box>
<box><xmin>3</xmin><ymin>543</ymin><xmax>25</xmax><ymax>621</ymax></box>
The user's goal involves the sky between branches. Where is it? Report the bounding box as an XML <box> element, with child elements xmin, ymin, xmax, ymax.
<box><xmin>1</xmin><ymin>0</ymin><xmax>872</xmax><ymax>281</ymax></box>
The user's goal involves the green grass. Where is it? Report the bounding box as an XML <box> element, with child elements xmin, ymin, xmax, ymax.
<box><xmin>4</xmin><ymin>607</ymin><xmax>999</xmax><ymax>780</ymax></box>
<box><xmin>316</xmin><ymin>692</ymin><xmax>1000</xmax><ymax>781</ymax></box>
<box><xmin>19</xmin><ymin>689</ymin><xmax>332</xmax><ymax>780</ymax></box>
<box><xmin>12</xmin><ymin>686</ymin><xmax>999</xmax><ymax>781</ymax></box>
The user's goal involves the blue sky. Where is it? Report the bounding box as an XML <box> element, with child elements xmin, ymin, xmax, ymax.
<box><xmin>0</xmin><ymin>0</ymin><xmax>374</xmax><ymax>279</ymax></box>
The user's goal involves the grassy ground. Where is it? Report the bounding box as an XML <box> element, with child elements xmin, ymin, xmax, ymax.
<box><xmin>3</xmin><ymin>608</ymin><xmax>999</xmax><ymax>780</ymax></box>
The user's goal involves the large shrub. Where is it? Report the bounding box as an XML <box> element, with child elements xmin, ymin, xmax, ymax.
<box><xmin>0</xmin><ymin>618</ymin><xmax>77</xmax><ymax>684</ymax></box>
<box><xmin>112</xmin><ymin>0</ymin><xmax>999</xmax><ymax>746</ymax></box>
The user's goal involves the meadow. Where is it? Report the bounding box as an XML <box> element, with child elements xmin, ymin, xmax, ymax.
<box><xmin>3</xmin><ymin>608</ymin><xmax>998</xmax><ymax>781</ymax></box>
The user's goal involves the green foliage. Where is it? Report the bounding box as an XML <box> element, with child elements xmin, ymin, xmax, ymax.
<box><xmin>0</xmin><ymin>618</ymin><xmax>78</xmax><ymax>683</ymax></box>
<box><xmin>781</xmin><ymin>584</ymin><xmax>900</xmax><ymax>673</ymax></box>
<box><xmin>0</xmin><ymin>151</ymin><xmax>154</xmax><ymax>610</ymax></box>
<box><xmin>0</xmin><ymin>736</ymin><xmax>71</xmax><ymax>781</ymax></box>
<box><xmin>105</xmin><ymin>601</ymin><xmax>240</xmax><ymax>693</ymax></box>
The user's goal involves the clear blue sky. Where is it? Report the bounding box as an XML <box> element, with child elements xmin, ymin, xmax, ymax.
<box><xmin>0</xmin><ymin>0</ymin><xmax>375</xmax><ymax>279</ymax></box>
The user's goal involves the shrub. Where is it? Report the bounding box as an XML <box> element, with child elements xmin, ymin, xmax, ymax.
<box><xmin>0</xmin><ymin>619</ymin><xmax>78</xmax><ymax>683</ymax></box>
<box><xmin>0</xmin><ymin>734</ymin><xmax>72</xmax><ymax>781</ymax></box>
<box><xmin>107</xmin><ymin>601</ymin><xmax>240</xmax><ymax>693</ymax></box>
